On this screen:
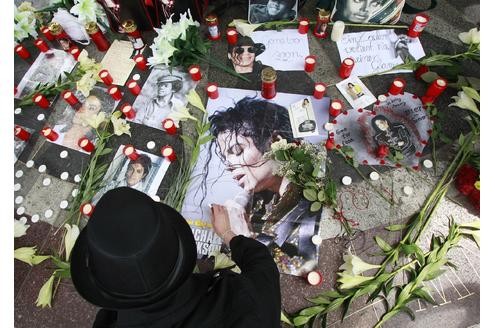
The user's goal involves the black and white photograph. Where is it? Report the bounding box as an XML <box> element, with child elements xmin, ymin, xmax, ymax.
<box><xmin>132</xmin><ymin>65</ymin><xmax>195</xmax><ymax>130</ymax></box>
<box><xmin>288</xmin><ymin>98</ymin><xmax>319</xmax><ymax>138</ymax></box>
<box><xmin>336</xmin><ymin>76</ymin><xmax>377</xmax><ymax>109</ymax></box>
<box><xmin>15</xmin><ymin>49</ymin><xmax>77</xmax><ymax>99</ymax></box>
<box><xmin>227</xmin><ymin>36</ymin><xmax>267</xmax><ymax>75</ymax></box>
<box><xmin>92</xmin><ymin>145</ymin><xmax>171</xmax><ymax>204</ymax></box>
<box><xmin>248</xmin><ymin>0</ymin><xmax>298</xmax><ymax>24</ymax></box>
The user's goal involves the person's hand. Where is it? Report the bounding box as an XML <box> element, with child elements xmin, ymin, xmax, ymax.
<box><xmin>224</xmin><ymin>199</ymin><xmax>252</xmax><ymax>238</ymax></box>
<box><xmin>211</xmin><ymin>204</ymin><xmax>237</xmax><ymax>245</ymax></box>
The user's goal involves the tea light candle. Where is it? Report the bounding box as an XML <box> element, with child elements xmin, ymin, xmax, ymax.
<box><xmin>226</xmin><ymin>28</ymin><xmax>238</xmax><ymax>45</ymax></box>
<box><xmin>206</xmin><ymin>83</ymin><xmax>219</xmax><ymax>99</ymax></box>
<box><xmin>41</xmin><ymin>26</ymin><xmax>55</xmax><ymax>41</ymax></box>
<box><xmin>78</xmin><ymin>137</ymin><xmax>95</xmax><ymax>152</ymax></box>
<box><xmin>188</xmin><ymin>65</ymin><xmax>202</xmax><ymax>81</ymax></box>
<box><xmin>329</xmin><ymin>99</ymin><xmax>344</xmax><ymax>117</ymax></box>
<box><xmin>33</xmin><ymin>94</ymin><xmax>50</xmax><ymax>109</ymax></box>
<box><xmin>330</xmin><ymin>21</ymin><xmax>345</xmax><ymax>42</ymax></box>
<box><xmin>69</xmin><ymin>46</ymin><xmax>81</xmax><ymax>60</ymax></box>
<box><xmin>298</xmin><ymin>18</ymin><xmax>310</xmax><ymax>34</ymax></box>
<box><xmin>62</xmin><ymin>90</ymin><xmax>80</xmax><ymax>107</ymax></box>
<box><xmin>425</xmin><ymin>78</ymin><xmax>447</xmax><ymax>98</ymax></box>
<box><xmin>304</xmin><ymin>55</ymin><xmax>316</xmax><ymax>73</ymax></box>
<box><xmin>133</xmin><ymin>54</ymin><xmax>148</xmax><ymax>71</ymax></box>
<box><xmin>161</xmin><ymin>145</ymin><xmax>177</xmax><ymax>161</ymax></box>
<box><xmin>162</xmin><ymin>118</ymin><xmax>177</xmax><ymax>134</ymax></box>
<box><xmin>108</xmin><ymin>85</ymin><xmax>123</xmax><ymax>101</ymax></box>
<box><xmin>99</xmin><ymin>70</ymin><xmax>113</xmax><ymax>85</ymax></box>
<box><xmin>14</xmin><ymin>126</ymin><xmax>31</xmax><ymax>141</ymax></box>
<box><xmin>127</xmin><ymin>80</ymin><xmax>141</xmax><ymax>96</ymax></box>
<box><xmin>388</xmin><ymin>78</ymin><xmax>406</xmax><ymax>95</ymax></box>
<box><xmin>120</xmin><ymin>103</ymin><xmax>136</xmax><ymax>119</ymax></box>
<box><xmin>15</xmin><ymin>44</ymin><xmax>31</xmax><ymax>60</ymax></box>
<box><xmin>80</xmin><ymin>202</ymin><xmax>94</xmax><ymax>217</ymax></box>
<box><xmin>123</xmin><ymin>145</ymin><xmax>140</xmax><ymax>160</ymax></box>
<box><xmin>306</xmin><ymin>271</ymin><xmax>323</xmax><ymax>286</ymax></box>
<box><xmin>34</xmin><ymin>38</ymin><xmax>50</xmax><ymax>52</ymax></box>
<box><xmin>408</xmin><ymin>14</ymin><xmax>430</xmax><ymax>38</ymax></box>
<box><xmin>339</xmin><ymin>58</ymin><xmax>355</xmax><ymax>79</ymax></box>
<box><xmin>40</xmin><ymin>127</ymin><xmax>59</xmax><ymax>141</ymax></box>
<box><xmin>313</xmin><ymin>83</ymin><xmax>326</xmax><ymax>99</ymax></box>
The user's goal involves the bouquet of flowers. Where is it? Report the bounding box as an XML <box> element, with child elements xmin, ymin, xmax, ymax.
<box><xmin>14</xmin><ymin>2</ymin><xmax>39</xmax><ymax>43</ymax></box>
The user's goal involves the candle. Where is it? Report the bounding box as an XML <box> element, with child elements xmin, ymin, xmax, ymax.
<box><xmin>261</xmin><ymin>67</ymin><xmax>277</xmax><ymax>99</ymax></box>
<box><xmin>34</xmin><ymin>38</ymin><xmax>50</xmax><ymax>52</ymax></box>
<box><xmin>313</xmin><ymin>83</ymin><xmax>326</xmax><ymax>99</ymax></box>
<box><xmin>161</xmin><ymin>145</ymin><xmax>177</xmax><ymax>161</ymax></box>
<box><xmin>206</xmin><ymin>83</ymin><xmax>219</xmax><ymax>99</ymax></box>
<box><xmin>127</xmin><ymin>80</ymin><xmax>141</xmax><ymax>96</ymax></box>
<box><xmin>388</xmin><ymin>78</ymin><xmax>406</xmax><ymax>95</ymax></box>
<box><xmin>120</xmin><ymin>103</ymin><xmax>136</xmax><ymax>119</ymax></box>
<box><xmin>15</xmin><ymin>44</ymin><xmax>31</xmax><ymax>60</ymax></box>
<box><xmin>325</xmin><ymin>137</ymin><xmax>335</xmax><ymax>150</ymax></box>
<box><xmin>122</xmin><ymin>19</ymin><xmax>145</xmax><ymax>50</ymax></box>
<box><xmin>331</xmin><ymin>21</ymin><xmax>346</xmax><ymax>42</ymax></box>
<box><xmin>205</xmin><ymin>14</ymin><xmax>221</xmax><ymax>41</ymax></box>
<box><xmin>78</xmin><ymin>137</ymin><xmax>95</xmax><ymax>152</ymax></box>
<box><xmin>304</xmin><ymin>55</ymin><xmax>316</xmax><ymax>73</ymax></box>
<box><xmin>85</xmin><ymin>21</ymin><xmax>110</xmax><ymax>51</ymax></box>
<box><xmin>133</xmin><ymin>54</ymin><xmax>148</xmax><ymax>71</ymax></box>
<box><xmin>422</xmin><ymin>78</ymin><xmax>447</xmax><ymax>104</ymax></box>
<box><xmin>306</xmin><ymin>271</ymin><xmax>323</xmax><ymax>286</ymax></box>
<box><xmin>339</xmin><ymin>58</ymin><xmax>355</xmax><ymax>79</ymax></box>
<box><xmin>298</xmin><ymin>18</ymin><xmax>310</xmax><ymax>34</ymax></box>
<box><xmin>41</xmin><ymin>127</ymin><xmax>59</xmax><ymax>141</ymax></box>
<box><xmin>162</xmin><ymin>119</ymin><xmax>177</xmax><ymax>135</ymax></box>
<box><xmin>62</xmin><ymin>90</ymin><xmax>80</xmax><ymax>107</ymax></box>
<box><xmin>408</xmin><ymin>14</ymin><xmax>430</xmax><ymax>38</ymax></box>
<box><xmin>329</xmin><ymin>99</ymin><xmax>344</xmax><ymax>117</ymax></box>
<box><xmin>49</xmin><ymin>22</ymin><xmax>74</xmax><ymax>51</ymax></box>
<box><xmin>69</xmin><ymin>46</ymin><xmax>81</xmax><ymax>60</ymax></box>
<box><xmin>15</xmin><ymin>126</ymin><xmax>31</xmax><ymax>141</ymax></box>
<box><xmin>226</xmin><ymin>28</ymin><xmax>238</xmax><ymax>45</ymax></box>
<box><xmin>99</xmin><ymin>70</ymin><xmax>113</xmax><ymax>85</ymax></box>
<box><xmin>40</xmin><ymin>26</ymin><xmax>55</xmax><ymax>41</ymax></box>
<box><xmin>80</xmin><ymin>202</ymin><xmax>94</xmax><ymax>216</ymax></box>
<box><xmin>188</xmin><ymin>65</ymin><xmax>202</xmax><ymax>81</ymax></box>
<box><xmin>123</xmin><ymin>145</ymin><xmax>140</xmax><ymax>160</ymax></box>
<box><xmin>313</xmin><ymin>9</ymin><xmax>331</xmax><ymax>39</ymax></box>
<box><xmin>33</xmin><ymin>94</ymin><xmax>50</xmax><ymax>109</ymax></box>
<box><xmin>108</xmin><ymin>85</ymin><xmax>123</xmax><ymax>101</ymax></box>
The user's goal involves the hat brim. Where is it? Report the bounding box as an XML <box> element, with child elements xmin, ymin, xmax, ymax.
<box><xmin>70</xmin><ymin>202</ymin><xmax>197</xmax><ymax>310</ymax></box>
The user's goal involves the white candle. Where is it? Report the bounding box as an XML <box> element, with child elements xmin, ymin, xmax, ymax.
<box><xmin>331</xmin><ymin>21</ymin><xmax>345</xmax><ymax>42</ymax></box>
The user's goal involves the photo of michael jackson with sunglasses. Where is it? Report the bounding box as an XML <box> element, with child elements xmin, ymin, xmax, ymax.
<box><xmin>227</xmin><ymin>36</ymin><xmax>267</xmax><ymax>75</ymax></box>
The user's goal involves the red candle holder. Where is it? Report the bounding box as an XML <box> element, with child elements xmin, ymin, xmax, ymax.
<box><xmin>40</xmin><ymin>26</ymin><xmax>55</xmax><ymax>41</ymax></box>
<box><xmin>127</xmin><ymin>80</ymin><xmax>141</xmax><ymax>96</ymax></box>
<box><xmin>161</xmin><ymin>145</ymin><xmax>177</xmax><ymax>162</ymax></box>
<box><xmin>261</xmin><ymin>67</ymin><xmax>277</xmax><ymax>99</ymax></box>
<box><xmin>304</xmin><ymin>55</ymin><xmax>317</xmax><ymax>73</ymax></box>
<box><xmin>226</xmin><ymin>28</ymin><xmax>238</xmax><ymax>45</ymax></box>
<box><xmin>298</xmin><ymin>18</ymin><xmax>310</xmax><ymax>34</ymax></box>
<box><xmin>313</xmin><ymin>83</ymin><xmax>326</xmax><ymax>99</ymax></box>
<box><xmin>120</xmin><ymin>103</ymin><xmax>136</xmax><ymax>119</ymax></box>
<box><xmin>339</xmin><ymin>58</ymin><xmax>355</xmax><ymax>79</ymax></box>
<box><xmin>133</xmin><ymin>54</ymin><xmax>148</xmax><ymax>71</ymax></box>
<box><xmin>123</xmin><ymin>145</ymin><xmax>140</xmax><ymax>160</ymax></box>
<box><xmin>422</xmin><ymin>78</ymin><xmax>447</xmax><ymax>104</ymax></box>
<box><xmin>99</xmin><ymin>70</ymin><xmax>113</xmax><ymax>85</ymax></box>
<box><xmin>78</xmin><ymin>137</ymin><xmax>95</xmax><ymax>152</ymax></box>
<box><xmin>15</xmin><ymin>44</ymin><xmax>31</xmax><ymax>60</ymax></box>
<box><xmin>388</xmin><ymin>78</ymin><xmax>406</xmax><ymax>95</ymax></box>
<box><xmin>162</xmin><ymin>119</ymin><xmax>177</xmax><ymax>135</ymax></box>
<box><xmin>33</xmin><ymin>94</ymin><xmax>50</xmax><ymax>109</ymax></box>
<box><xmin>15</xmin><ymin>126</ymin><xmax>31</xmax><ymax>141</ymax></box>
<box><xmin>69</xmin><ymin>46</ymin><xmax>81</xmax><ymax>60</ymax></box>
<box><xmin>40</xmin><ymin>127</ymin><xmax>59</xmax><ymax>141</ymax></box>
<box><xmin>34</xmin><ymin>38</ymin><xmax>50</xmax><ymax>52</ymax></box>
<box><xmin>329</xmin><ymin>99</ymin><xmax>344</xmax><ymax>117</ymax></box>
<box><xmin>108</xmin><ymin>85</ymin><xmax>123</xmax><ymax>101</ymax></box>
<box><xmin>407</xmin><ymin>13</ymin><xmax>430</xmax><ymax>38</ymax></box>
<box><xmin>205</xmin><ymin>14</ymin><xmax>221</xmax><ymax>41</ymax></box>
<box><xmin>206</xmin><ymin>83</ymin><xmax>219</xmax><ymax>99</ymax></box>
<box><xmin>62</xmin><ymin>90</ymin><xmax>80</xmax><ymax>107</ymax></box>
<box><xmin>80</xmin><ymin>202</ymin><xmax>95</xmax><ymax>217</ymax></box>
<box><xmin>325</xmin><ymin>137</ymin><xmax>335</xmax><ymax>150</ymax></box>
<box><xmin>306</xmin><ymin>271</ymin><xmax>323</xmax><ymax>286</ymax></box>
<box><xmin>188</xmin><ymin>65</ymin><xmax>202</xmax><ymax>81</ymax></box>
<box><xmin>313</xmin><ymin>9</ymin><xmax>331</xmax><ymax>39</ymax></box>
<box><xmin>85</xmin><ymin>22</ymin><xmax>110</xmax><ymax>52</ymax></box>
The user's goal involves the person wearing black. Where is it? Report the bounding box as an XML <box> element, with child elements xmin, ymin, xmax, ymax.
<box><xmin>371</xmin><ymin>115</ymin><xmax>415</xmax><ymax>156</ymax></box>
<box><xmin>70</xmin><ymin>187</ymin><xmax>281</xmax><ymax>328</ymax></box>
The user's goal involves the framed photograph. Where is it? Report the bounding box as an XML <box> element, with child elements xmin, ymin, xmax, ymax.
<box><xmin>288</xmin><ymin>98</ymin><xmax>319</xmax><ymax>138</ymax></box>
<box><xmin>336</xmin><ymin>76</ymin><xmax>377</xmax><ymax>109</ymax></box>
<box><xmin>248</xmin><ymin>0</ymin><xmax>298</xmax><ymax>24</ymax></box>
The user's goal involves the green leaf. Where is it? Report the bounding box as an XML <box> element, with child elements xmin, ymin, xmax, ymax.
<box><xmin>420</xmin><ymin>71</ymin><xmax>440</xmax><ymax>83</ymax></box>
<box><xmin>274</xmin><ymin>150</ymin><xmax>289</xmax><ymax>161</ymax></box>
<box><xmin>293</xmin><ymin>316</ymin><xmax>310</xmax><ymax>326</ymax></box>
<box><xmin>424</xmin><ymin>269</ymin><xmax>446</xmax><ymax>281</ymax></box>
<box><xmin>310</xmin><ymin>201</ymin><xmax>322</xmax><ymax>212</ymax></box>
<box><xmin>51</xmin><ymin>256</ymin><xmax>70</xmax><ymax>270</ymax></box>
<box><xmin>462</xmin><ymin>86</ymin><xmax>480</xmax><ymax>102</ymax></box>
<box><xmin>306</xmin><ymin>296</ymin><xmax>331</xmax><ymax>305</ymax></box>
<box><xmin>53</xmin><ymin>268</ymin><xmax>71</xmax><ymax>279</ymax></box>
<box><xmin>317</xmin><ymin>190</ymin><xmax>326</xmax><ymax>202</ymax></box>
<box><xmin>374</xmin><ymin>236</ymin><xmax>393</xmax><ymax>252</ymax></box>
<box><xmin>292</xmin><ymin>148</ymin><xmax>306</xmax><ymax>162</ymax></box>
<box><xmin>300</xmin><ymin>305</ymin><xmax>325</xmax><ymax>317</ymax></box>
<box><xmin>412</xmin><ymin>287</ymin><xmax>437</xmax><ymax>305</ymax></box>
<box><xmin>199</xmin><ymin>135</ymin><xmax>214</xmax><ymax>145</ymax></box>
<box><xmin>280</xmin><ymin>311</ymin><xmax>294</xmax><ymax>326</ymax></box>
<box><xmin>385</xmin><ymin>224</ymin><xmax>408</xmax><ymax>231</ymax></box>
<box><xmin>458</xmin><ymin>133</ymin><xmax>465</xmax><ymax>146</ymax></box>
<box><xmin>401</xmin><ymin>305</ymin><xmax>416</xmax><ymax>321</ymax></box>
<box><xmin>321</xmin><ymin>290</ymin><xmax>343</xmax><ymax>299</ymax></box>
<box><xmin>304</xmin><ymin>181</ymin><xmax>318</xmax><ymax>189</ymax></box>
<box><xmin>99</xmin><ymin>148</ymin><xmax>113</xmax><ymax>156</ymax></box>
<box><xmin>303</xmin><ymin>189</ymin><xmax>317</xmax><ymax>202</ymax></box>
<box><xmin>181</xmin><ymin>135</ymin><xmax>195</xmax><ymax>148</ymax></box>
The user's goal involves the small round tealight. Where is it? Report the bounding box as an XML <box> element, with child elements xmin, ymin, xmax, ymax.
<box><xmin>311</xmin><ymin>235</ymin><xmax>323</xmax><ymax>245</ymax></box>
<box><xmin>14</xmin><ymin>183</ymin><xmax>21</xmax><ymax>191</ymax></box>
<box><xmin>26</xmin><ymin>160</ymin><xmax>34</xmax><ymax>168</ymax></box>
<box><xmin>14</xmin><ymin>108</ymin><xmax>22</xmax><ymax>115</ymax></box>
<box><xmin>60</xmin><ymin>172</ymin><xmax>69</xmax><ymax>180</ymax></box>
<box><xmin>151</xmin><ymin>195</ymin><xmax>160</xmax><ymax>202</ymax></box>
<box><xmin>15</xmin><ymin>196</ymin><xmax>24</xmax><ymax>204</ymax></box>
<box><xmin>369</xmin><ymin>171</ymin><xmax>380</xmax><ymax>181</ymax></box>
<box><xmin>42</xmin><ymin>178</ymin><xmax>51</xmax><ymax>186</ymax></box>
<box><xmin>44</xmin><ymin>209</ymin><xmax>54</xmax><ymax>218</ymax></box>
<box><xmin>60</xmin><ymin>200</ymin><xmax>69</xmax><ymax>209</ymax></box>
<box><xmin>324</xmin><ymin>122</ymin><xmax>334</xmax><ymax>131</ymax></box>
<box><xmin>31</xmin><ymin>214</ymin><xmax>40</xmax><ymax>223</ymax></box>
<box><xmin>403</xmin><ymin>186</ymin><xmax>413</xmax><ymax>196</ymax></box>
<box><xmin>60</xmin><ymin>150</ymin><xmax>68</xmax><ymax>158</ymax></box>
<box><xmin>37</xmin><ymin>114</ymin><xmax>45</xmax><ymax>121</ymax></box>
<box><xmin>38</xmin><ymin>165</ymin><xmax>47</xmax><ymax>173</ymax></box>
<box><xmin>147</xmin><ymin>141</ymin><xmax>156</xmax><ymax>150</ymax></box>
<box><xmin>378</xmin><ymin>94</ymin><xmax>387</xmax><ymax>102</ymax></box>
<box><xmin>19</xmin><ymin>217</ymin><xmax>28</xmax><ymax>224</ymax></box>
<box><xmin>15</xmin><ymin>170</ymin><xmax>24</xmax><ymax>178</ymax></box>
<box><xmin>423</xmin><ymin>159</ymin><xmax>433</xmax><ymax>169</ymax></box>
<box><xmin>72</xmin><ymin>189</ymin><xmax>79</xmax><ymax>197</ymax></box>
<box><xmin>16</xmin><ymin>207</ymin><xmax>26</xmax><ymax>215</ymax></box>
<box><xmin>306</xmin><ymin>271</ymin><xmax>323</xmax><ymax>286</ymax></box>
<box><xmin>74</xmin><ymin>174</ymin><xmax>81</xmax><ymax>183</ymax></box>
<box><xmin>132</xmin><ymin>73</ymin><xmax>141</xmax><ymax>81</ymax></box>
<box><xmin>341</xmin><ymin>176</ymin><xmax>352</xmax><ymax>185</ymax></box>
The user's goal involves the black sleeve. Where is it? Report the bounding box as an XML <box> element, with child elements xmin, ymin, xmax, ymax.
<box><xmin>93</xmin><ymin>309</ymin><xmax>117</xmax><ymax>328</ymax></box>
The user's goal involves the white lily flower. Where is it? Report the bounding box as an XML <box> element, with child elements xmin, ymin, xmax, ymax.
<box><xmin>14</xmin><ymin>219</ymin><xmax>30</xmax><ymax>238</ymax></box>
<box><xmin>111</xmin><ymin>115</ymin><xmax>131</xmax><ymax>136</ymax></box>
<box><xmin>337</xmin><ymin>271</ymin><xmax>374</xmax><ymax>290</ymax></box>
<box><xmin>70</xmin><ymin>0</ymin><xmax>105</xmax><ymax>24</ymax></box>
<box><xmin>231</xmin><ymin>19</ymin><xmax>262</xmax><ymax>37</ymax></box>
<box><xmin>14</xmin><ymin>5</ymin><xmax>34</xmax><ymax>23</ymax></box>
<box><xmin>339</xmin><ymin>252</ymin><xmax>381</xmax><ymax>276</ymax></box>
<box><xmin>82</xmin><ymin>111</ymin><xmax>107</xmax><ymax>129</ymax></box>
<box><xmin>76</xmin><ymin>72</ymin><xmax>97</xmax><ymax>97</ymax></box>
<box><xmin>14</xmin><ymin>246</ymin><xmax>50</xmax><ymax>266</ymax></box>
<box><xmin>178</xmin><ymin>9</ymin><xmax>200</xmax><ymax>40</ymax></box>
<box><xmin>458</xmin><ymin>27</ymin><xmax>480</xmax><ymax>45</ymax></box>
<box><xmin>449</xmin><ymin>91</ymin><xmax>480</xmax><ymax>115</ymax></box>
<box><xmin>149</xmin><ymin>39</ymin><xmax>177</xmax><ymax>66</ymax></box>
<box><xmin>64</xmin><ymin>224</ymin><xmax>80</xmax><ymax>261</ymax></box>
<box><xmin>167</xmin><ymin>107</ymin><xmax>197</xmax><ymax>123</ymax></box>
<box><xmin>186</xmin><ymin>89</ymin><xmax>206</xmax><ymax>113</ymax></box>
<box><xmin>35</xmin><ymin>274</ymin><xmax>55</xmax><ymax>308</ymax></box>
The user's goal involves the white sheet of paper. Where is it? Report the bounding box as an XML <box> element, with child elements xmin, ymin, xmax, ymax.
<box><xmin>100</xmin><ymin>40</ymin><xmax>136</xmax><ymax>86</ymax></box>
<box><xmin>336</xmin><ymin>29</ymin><xmax>426</xmax><ymax>77</ymax></box>
<box><xmin>251</xmin><ymin>29</ymin><xmax>309</xmax><ymax>71</ymax></box>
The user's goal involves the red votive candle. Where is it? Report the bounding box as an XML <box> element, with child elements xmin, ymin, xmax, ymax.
<box><xmin>261</xmin><ymin>67</ymin><xmax>277</xmax><ymax>99</ymax></box>
<box><xmin>408</xmin><ymin>13</ymin><xmax>430</xmax><ymax>38</ymax></box>
<box><xmin>339</xmin><ymin>58</ymin><xmax>355</xmax><ymax>79</ymax></box>
<box><xmin>188</xmin><ymin>65</ymin><xmax>202</xmax><ymax>81</ymax></box>
<box><xmin>422</xmin><ymin>78</ymin><xmax>447</xmax><ymax>104</ymax></box>
<box><xmin>388</xmin><ymin>78</ymin><xmax>406</xmax><ymax>95</ymax></box>
<box><xmin>133</xmin><ymin>54</ymin><xmax>148</xmax><ymax>71</ymax></box>
<box><xmin>161</xmin><ymin>145</ymin><xmax>177</xmax><ymax>161</ymax></box>
<box><xmin>304</xmin><ymin>55</ymin><xmax>316</xmax><ymax>73</ymax></box>
<box><xmin>62</xmin><ymin>90</ymin><xmax>80</xmax><ymax>107</ymax></box>
<box><xmin>306</xmin><ymin>271</ymin><xmax>323</xmax><ymax>286</ymax></box>
<box><xmin>15</xmin><ymin>126</ymin><xmax>31</xmax><ymax>141</ymax></box>
<box><xmin>15</xmin><ymin>44</ymin><xmax>31</xmax><ymax>60</ymax></box>
<box><xmin>206</xmin><ymin>83</ymin><xmax>219</xmax><ymax>99</ymax></box>
<box><xmin>127</xmin><ymin>80</ymin><xmax>141</xmax><ymax>96</ymax></box>
<box><xmin>34</xmin><ymin>38</ymin><xmax>50</xmax><ymax>52</ymax></box>
<box><xmin>78</xmin><ymin>137</ymin><xmax>95</xmax><ymax>152</ymax></box>
<box><xmin>226</xmin><ymin>28</ymin><xmax>238</xmax><ymax>45</ymax></box>
<box><xmin>108</xmin><ymin>85</ymin><xmax>123</xmax><ymax>101</ymax></box>
<box><xmin>99</xmin><ymin>70</ymin><xmax>113</xmax><ymax>85</ymax></box>
<box><xmin>415</xmin><ymin>65</ymin><xmax>429</xmax><ymax>80</ymax></box>
<box><xmin>40</xmin><ymin>26</ymin><xmax>55</xmax><ymax>41</ymax></box>
<box><xmin>162</xmin><ymin>119</ymin><xmax>177</xmax><ymax>134</ymax></box>
<box><xmin>313</xmin><ymin>83</ymin><xmax>326</xmax><ymax>99</ymax></box>
<box><xmin>80</xmin><ymin>203</ymin><xmax>94</xmax><ymax>217</ymax></box>
<box><xmin>298</xmin><ymin>18</ymin><xmax>310</xmax><ymax>34</ymax></box>
<box><xmin>329</xmin><ymin>99</ymin><xmax>344</xmax><ymax>117</ymax></box>
<box><xmin>40</xmin><ymin>127</ymin><xmax>58</xmax><ymax>141</ymax></box>
<box><xmin>120</xmin><ymin>103</ymin><xmax>136</xmax><ymax>119</ymax></box>
<box><xmin>85</xmin><ymin>22</ymin><xmax>110</xmax><ymax>52</ymax></box>
<box><xmin>33</xmin><ymin>94</ymin><xmax>50</xmax><ymax>109</ymax></box>
<box><xmin>123</xmin><ymin>145</ymin><xmax>140</xmax><ymax>160</ymax></box>
<box><xmin>69</xmin><ymin>46</ymin><xmax>81</xmax><ymax>60</ymax></box>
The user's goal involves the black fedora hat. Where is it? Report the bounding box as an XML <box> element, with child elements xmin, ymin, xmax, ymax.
<box><xmin>228</xmin><ymin>36</ymin><xmax>266</xmax><ymax>57</ymax></box>
<box><xmin>70</xmin><ymin>187</ymin><xmax>197</xmax><ymax>309</ymax></box>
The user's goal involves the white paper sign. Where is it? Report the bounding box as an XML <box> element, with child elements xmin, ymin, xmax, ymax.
<box><xmin>336</xmin><ymin>29</ymin><xmax>426</xmax><ymax>77</ymax></box>
<box><xmin>251</xmin><ymin>29</ymin><xmax>309</xmax><ymax>71</ymax></box>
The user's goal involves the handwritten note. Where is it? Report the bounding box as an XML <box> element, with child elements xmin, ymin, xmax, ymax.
<box><xmin>336</xmin><ymin>29</ymin><xmax>425</xmax><ymax>77</ymax></box>
<box><xmin>251</xmin><ymin>29</ymin><xmax>309</xmax><ymax>71</ymax></box>
<box><xmin>100</xmin><ymin>40</ymin><xmax>136</xmax><ymax>86</ymax></box>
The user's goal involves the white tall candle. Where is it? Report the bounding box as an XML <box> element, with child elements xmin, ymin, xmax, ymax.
<box><xmin>331</xmin><ymin>21</ymin><xmax>345</xmax><ymax>42</ymax></box>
